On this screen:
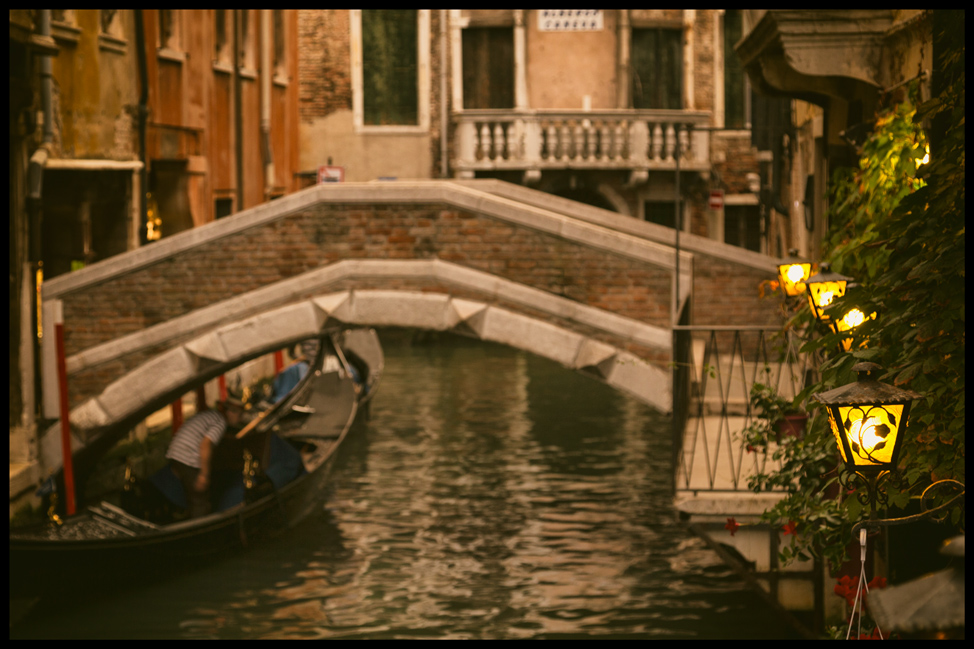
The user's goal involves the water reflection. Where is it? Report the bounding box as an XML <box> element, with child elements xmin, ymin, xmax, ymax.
<box><xmin>12</xmin><ymin>334</ymin><xmax>800</xmax><ymax>639</ymax></box>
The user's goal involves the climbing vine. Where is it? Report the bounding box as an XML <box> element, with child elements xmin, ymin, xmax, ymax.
<box><xmin>748</xmin><ymin>17</ymin><xmax>965</xmax><ymax>573</ymax></box>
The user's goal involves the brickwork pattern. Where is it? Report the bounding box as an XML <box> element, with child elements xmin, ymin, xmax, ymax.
<box><xmin>713</xmin><ymin>133</ymin><xmax>761</xmax><ymax>195</ymax></box>
<box><xmin>60</xmin><ymin>198</ymin><xmax>782</xmax><ymax>405</ymax></box>
<box><xmin>298</xmin><ymin>10</ymin><xmax>351</xmax><ymax>121</ymax></box>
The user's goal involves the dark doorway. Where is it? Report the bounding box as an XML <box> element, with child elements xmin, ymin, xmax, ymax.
<box><xmin>41</xmin><ymin>170</ymin><xmax>130</xmax><ymax>279</ymax></box>
<box><xmin>149</xmin><ymin>160</ymin><xmax>195</xmax><ymax>238</ymax></box>
<box><xmin>462</xmin><ymin>27</ymin><xmax>514</xmax><ymax>109</ymax></box>
<box><xmin>553</xmin><ymin>188</ymin><xmax>616</xmax><ymax>212</ymax></box>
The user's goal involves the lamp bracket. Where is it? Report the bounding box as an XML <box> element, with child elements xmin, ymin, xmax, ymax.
<box><xmin>850</xmin><ymin>478</ymin><xmax>966</xmax><ymax>538</ymax></box>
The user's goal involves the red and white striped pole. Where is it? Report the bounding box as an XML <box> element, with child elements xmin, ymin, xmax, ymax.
<box><xmin>54</xmin><ymin>318</ymin><xmax>76</xmax><ymax>516</ymax></box>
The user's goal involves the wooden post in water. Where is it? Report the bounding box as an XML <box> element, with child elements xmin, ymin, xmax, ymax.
<box><xmin>196</xmin><ymin>385</ymin><xmax>208</xmax><ymax>412</ymax></box>
<box><xmin>171</xmin><ymin>397</ymin><xmax>183</xmax><ymax>435</ymax></box>
<box><xmin>54</xmin><ymin>321</ymin><xmax>76</xmax><ymax>516</ymax></box>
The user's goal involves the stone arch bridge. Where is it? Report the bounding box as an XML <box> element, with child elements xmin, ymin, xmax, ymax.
<box><xmin>38</xmin><ymin>179</ymin><xmax>781</xmax><ymax>474</ymax></box>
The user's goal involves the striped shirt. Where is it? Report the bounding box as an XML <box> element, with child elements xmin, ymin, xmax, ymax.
<box><xmin>165</xmin><ymin>409</ymin><xmax>227</xmax><ymax>469</ymax></box>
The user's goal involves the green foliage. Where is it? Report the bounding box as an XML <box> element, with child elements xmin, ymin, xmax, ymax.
<box><xmin>753</xmin><ymin>24</ymin><xmax>965</xmax><ymax>570</ymax></box>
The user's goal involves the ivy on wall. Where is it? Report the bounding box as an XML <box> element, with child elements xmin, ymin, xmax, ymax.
<box><xmin>748</xmin><ymin>13</ymin><xmax>965</xmax><ymax>571</ymax></box>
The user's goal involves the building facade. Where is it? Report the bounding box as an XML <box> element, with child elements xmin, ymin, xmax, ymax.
<box><xmin>298</xmin><ymin>10</ymin><xmax>785</xmax><ymax>256</ymax></box>
<box><xmin>9</xmin><ymin>10</ymin><xmax>301</xmax><ymax>509</ymax></box>
<box><xmin>736</xmin><ymin>10</ymin><xmax>934</xmax><ymax>261</ymax></box>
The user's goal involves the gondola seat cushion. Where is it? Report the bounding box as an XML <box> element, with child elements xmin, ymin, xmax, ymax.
<box><xmin>148</xmin><ymin>464</ymin><xmax>188</xmax><ymax>509</ymax></box>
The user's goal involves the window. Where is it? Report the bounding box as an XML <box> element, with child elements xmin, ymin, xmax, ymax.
<box><xmin>100</xmin><ymin>10</ymin><xmax>118</xmax><ymax>36</ymax></box>
<box><xmin>159</xmin><ymin>10</ymin><xmax>179</xmax><ymax>50</ymax></box>
<box><xmin>644</xmin><ymin>200</ymin><xmax>679</xmax><ymax>229</ymax></box>
<box><xmin>214</xmin><ymin>10</ymin><xmax>230</xmax><ymax>65</ymax></box>
<box><xmin>723</xmin><ymin>11</ymin><xmax>748</xmax><ymax>129</ymax></box>
<box><xmin>724</xmin><ymin>204</ymin><xmax>761</xmax><ymax>252</ymax></box>
<box><xmin>352</xmin><ymin>10</ymin><xmax>430</xmax><ymax>131</ymax></box>
<box><xmin>462</xmin><ymin>27</ymin><xmax>514</xmax><ymax>109</ymax></box>
<box><xmin>238</xmin><ymin>10</ymin><xmax>256</xmax><ymax>71</ymax></box>
<box><xmin>631</xmin><ymin>28</ymin><xmax>683</xmax><ymax>109</ymax></box>
<box><xmin>362</xmin><ymin>10</ymin><xmax>418</xmax><ymax>125</ymax></box>
<box><xmin>273</xmin><ymin>10</ymin><xmax>286</xmax><ymax>76</ymax></box>
<box><xmin>98</xmin><ymin>9</ymin><xmax>126</xmax><ymax>53</ymax></box>
<box><xmin>215</xmin><ymin>197</ymin><xmax>234</xmax><ymax>220</ymax></box>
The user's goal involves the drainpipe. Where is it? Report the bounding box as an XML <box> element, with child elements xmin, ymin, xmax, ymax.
<box><xmin>135</xmin><ymin>9</ymin><xmax>149</xmax><ymax>245</ymax></box>
<box><xmin>28</xmin><ymin>10</ymin><xmax>55</xmax><ymax>208</ymax></box>
<box><xmin>27</xmin><ymin>10</ymin><xmax>55</xmax><ymax>434</ymax></box>
<box><xmin>440</xmin><ymin>9</ymin><xmax>449</xmax><ymax>178</ymax></box>
<box><xmin>234</xmin><ymin>11</ymin><xmax>244</xmax><ymax>211</ymax></box>
<box><xmin>260</xmin><ymin>10</ymin><xmax>274</xmax><ymax>199</ymax></box>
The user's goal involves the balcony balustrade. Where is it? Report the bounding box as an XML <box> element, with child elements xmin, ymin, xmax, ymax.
<box><xmin>453</xmin><ymin>109</ymin><xmax>711</xmax><ymax>177</ymax></box>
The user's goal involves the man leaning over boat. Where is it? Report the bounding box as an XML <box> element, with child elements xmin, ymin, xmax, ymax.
<box><xmin>165</xmin><ymin>398</ymin><xmax>245</xmax><ymax>518</ymax></box>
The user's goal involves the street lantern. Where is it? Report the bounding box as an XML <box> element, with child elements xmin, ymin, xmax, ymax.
<box><xmin>813</xmin><ymin>362</ymin><xmax>921</xmax><ymax>475</ymax></box>
<box><xmin>806</xmin><ymin>263</ymin><xmax>852</xmax><ymax>324</ymax></box>
<box><xmin>776</xmin><ymin>249</ymin><xmax>812</xmax><ymax>297</ymax></box>
<box><xmin>831</xmin><ymin>307</ymin><xmax>878</xmax><ymax>352</ymax></box>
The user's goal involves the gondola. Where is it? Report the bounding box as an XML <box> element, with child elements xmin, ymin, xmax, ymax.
<box><xmin>9</xmin><ymin>328</ymin><xmax>383</xmax><ymax>597</ymax></box>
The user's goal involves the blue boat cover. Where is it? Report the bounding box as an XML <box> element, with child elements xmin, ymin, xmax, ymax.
<box><xmin>272</xmin><ymin>362</ymin><xmax>309</xmax><ymax>403</ymax></box>
<box><xmin>148</xmin><ymin>436</ymin><xmax>307</xmax><ymax>513</ymax></box>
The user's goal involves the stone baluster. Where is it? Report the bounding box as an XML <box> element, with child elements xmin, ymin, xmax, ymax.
<box><xmin>583</xmin><ymin>119</ymin><xmax>596</xmax><ymax>160</ymax></box>
<box><xmin>494</xmin><ymin>123</ymin><xmax>506</xmax><ymax>160</ymax></box>
<box><xmin>559</xmin><ymin>121</ymin><xmax>572</xmax><ymax>161</ymax></box>
<box><xmin>600</xmin><ymin>121</ymin><xmax>611</xmax><ymax>161</ymax></box>
<box><xmin>545</xmin><ymin>122</ymin><xmax>558</xmax><ymax>160</ymax></box>
<box><xmin>679</xmin><ymin>126</ymin><xmax>690</xmax><ymax>162</ymax></box>
<box><xmin>574</xmin><ymin>121</ymin><xmax>586</xmax><ymax>161</ymax></box>
<box><xmin>480</xmin><ymin>123</ymin><xmax>492</xmax><ymax>161</ymax></box>
<box><xmin>664</xmin><ymin>123</ymin><xmax>676</xmax><ymax>162</ymax></box>
<box><xmin>613</xmin><ymin>122</ymin><xmax>625</xmax><ymax>160</ymax></box>
<box><xmin>651</xmin><ymin>123</ymin><xmax>663</xmax><ymax>161</ymax></box>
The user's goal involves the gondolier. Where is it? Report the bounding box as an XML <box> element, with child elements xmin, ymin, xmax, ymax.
<box><xmin>167</xmin><ymin>398</ymin><xmax>245</xmax><ymax>518</ymax></box>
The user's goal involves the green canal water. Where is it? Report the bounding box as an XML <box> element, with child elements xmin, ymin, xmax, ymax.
<box><xmin>11</xmin><ymin>332</ymin><xmax>802</xmax><ymax>639</ymax></box>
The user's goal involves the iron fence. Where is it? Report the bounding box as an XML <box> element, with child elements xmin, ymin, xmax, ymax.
<box><xmin>672</xmin><ymin>325</ymin><xmax>821</xmax><ymax>493</ymax></box>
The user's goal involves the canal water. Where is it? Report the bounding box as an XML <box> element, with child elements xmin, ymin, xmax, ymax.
<box><xmin>12</xmin><ymin>333</ymin><xmax>801</xmax><ymax>639</ymax></box>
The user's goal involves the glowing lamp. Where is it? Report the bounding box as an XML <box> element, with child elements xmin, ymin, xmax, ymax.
<box><xmin>806</xmin><ymin>263</ymin><xmax>852</xmax><ymax>324</ymax></box>
<box><xmin>813</xmin><ymin>362</ymin><xmax>921</xmax><ymax>474</ymax></box>
<box><xmin>776</xmin><ymin>249</ymin><xmax>812</xmax><ymax>297</ymax></box>
<box><xmin>830</xmin><ymin>307</ymin><xmax>878</xmax><ymax>352</ymax></box>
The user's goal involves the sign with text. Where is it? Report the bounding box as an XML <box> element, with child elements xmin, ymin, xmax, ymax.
<box><xmin>317</xmin><ymin>165</ymin><xmax>345</xmax><ymax>183</ymax></box>
<box><xmin>538</xmin><ymin>10</ymin><xmax>603</xmax><ymax>32</ymax></box>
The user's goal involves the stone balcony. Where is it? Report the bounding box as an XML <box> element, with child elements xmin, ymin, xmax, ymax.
<box><xmin>453</xmin><ymin>109</ymin><xmax>711</xmax><ymax>181</ymax></box>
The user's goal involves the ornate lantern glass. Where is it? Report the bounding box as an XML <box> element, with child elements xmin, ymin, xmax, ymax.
<box><xmin>830</xmin><ymin>307</ymin><xmax>878</xmax><ymax>352</ymax></box>
<box><xmin>813</xmin><ymin>362</ymin><xmax>921</xmax><ymax>474</ymax></box>
<box><xmin>777</xmin><ymin>249</ymin><xmax>812</xmax><ymax>297</ymax></box>
<box><xmin>806</xmin><ymin>263</ymin><xmax>852</xmax><ymax>324</ymax></box>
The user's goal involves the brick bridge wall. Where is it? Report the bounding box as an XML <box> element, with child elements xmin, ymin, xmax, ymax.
<box><xmin>45</xmin><ymin>182</ymin><xmax>783</xmax><ymax>409</ymax></box>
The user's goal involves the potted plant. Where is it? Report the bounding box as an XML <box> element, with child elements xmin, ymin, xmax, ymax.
<box><xmin>741</xmin><ymin>381</ymin><xmax>808</xmax><ymax>448</ymax></box>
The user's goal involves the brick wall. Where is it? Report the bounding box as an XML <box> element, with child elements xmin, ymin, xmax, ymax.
<box><xmin>713</xmin><ymin>133</ymin><xmax>761</xmax><ymax>194</ymax></box>
<box><xmin>298</xmin><ymin>10</ymin><xmax>351</xmax><ymax>121</ymax></box>
<box><xmin>59</xmin><ymin>196</ymin><xmax>782</xmax><ymax>405</ymax></box>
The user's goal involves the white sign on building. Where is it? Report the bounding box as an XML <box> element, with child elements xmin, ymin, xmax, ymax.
<box><xmin>538</xmin><ymin>10</ymin><xmax>603</xmax><ymax>32</ymax></box>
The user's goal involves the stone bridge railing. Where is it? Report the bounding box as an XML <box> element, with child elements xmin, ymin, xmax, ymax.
<box><xmin>41</xmin><ymin>180</ymin><xmax>782</xmax><ymax>429</ymax></box>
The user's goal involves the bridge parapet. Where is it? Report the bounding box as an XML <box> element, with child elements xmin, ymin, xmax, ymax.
<box><xmin>41</xmin><ymin>180</ymin><xmax>781</xmax><ymax>421</ymax></box>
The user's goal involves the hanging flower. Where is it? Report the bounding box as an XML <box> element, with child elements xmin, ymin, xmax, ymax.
<box><xmin>834</xmin><ymin>575</ymin><xmax>860</xmax><ymax>608</ymax></box>
<box><xmin>781</xmin><ymin>520</ymin><xmax>798</xmax><ymax>536</ymax></box>
<box><xmin>725</xmin><ymin>518</ymin><xmax>740</xmax><ymax>536</ymax></box>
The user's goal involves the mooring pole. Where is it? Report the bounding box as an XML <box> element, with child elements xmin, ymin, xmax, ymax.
<box><xmin>674</xmin><ymin>125</ymin><xmax>682</xmax><ymax>327</ymax></box>
<box><xmin>171</xmin><ymin>397</ymin><xmax>183</xmax><ymax>436</ymax></box>
<box><xmin>54</xmin><ymin>320</ymin><xmax>76</xmax><ymax>516</ymax></box>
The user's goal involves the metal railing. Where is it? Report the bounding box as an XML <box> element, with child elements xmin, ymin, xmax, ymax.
<box><xmin>453</xmin><ymin>108</ymin><xmax>711</xmax><ymax>173</ymax></box>
<box><xmin>672</xmin><ymin>326</ymin><xmax>820</xmax><ymax>493</ymax></box>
